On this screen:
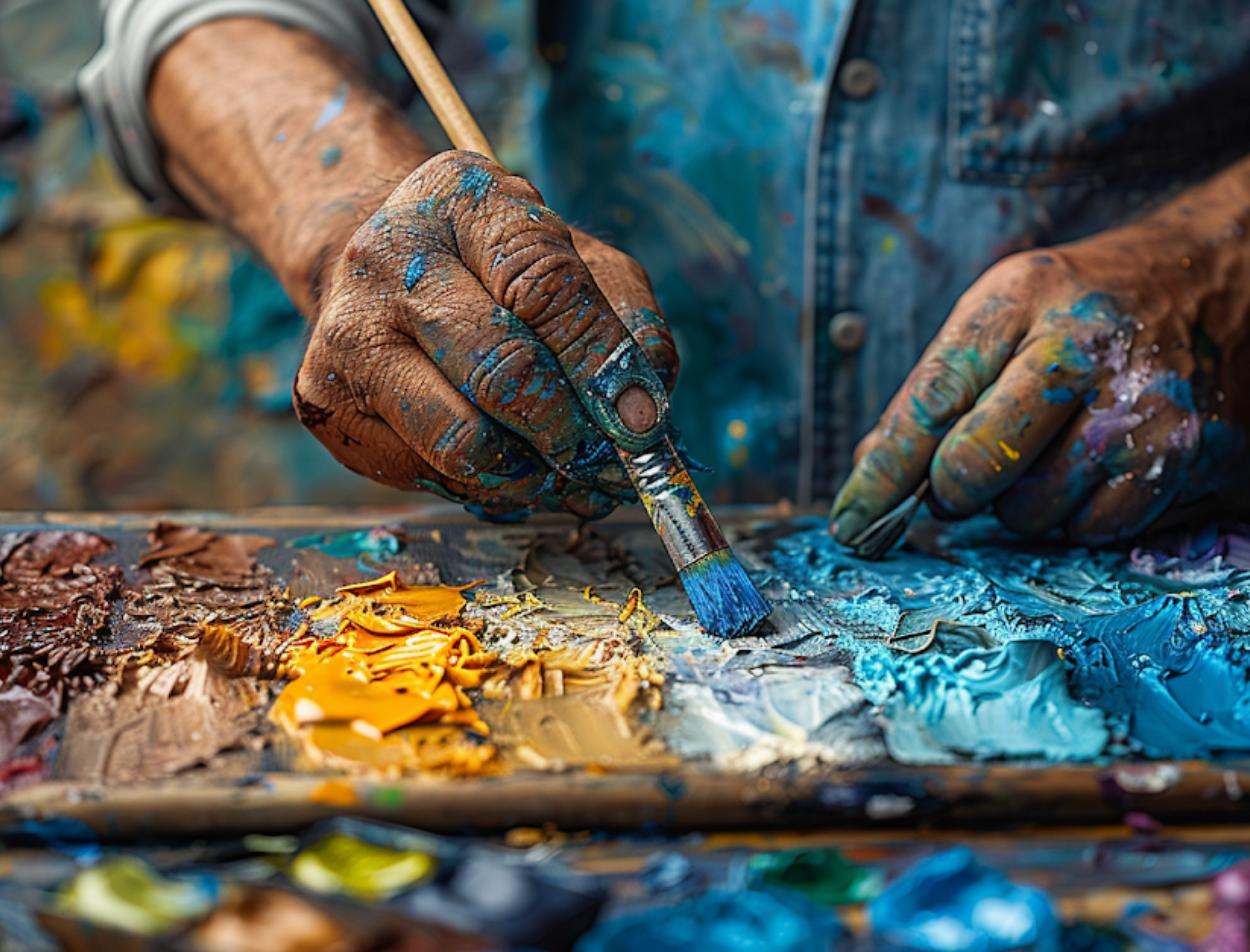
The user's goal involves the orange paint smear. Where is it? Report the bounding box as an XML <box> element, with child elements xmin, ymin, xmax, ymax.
<box><xmin>308</xmin><ymin>778</ymin><xmax>358</xmax><ymax>807</ymax></box>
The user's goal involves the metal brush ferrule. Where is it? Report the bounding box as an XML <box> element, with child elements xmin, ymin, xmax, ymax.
<box><xmin>619</xmin><ymin>436</ymin><xmax>728</xmax><ymax>571</ymax></box>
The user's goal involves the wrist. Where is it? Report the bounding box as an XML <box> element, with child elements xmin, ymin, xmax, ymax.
<box><xmin>149</xmin><ymin>17</ymin><xmax>433</xmax><ymax>317</ymax></box>
<box><xmin>270</xmin><ymin>100</ymin><xmax>432</xmax><ymax>318</ymax></box>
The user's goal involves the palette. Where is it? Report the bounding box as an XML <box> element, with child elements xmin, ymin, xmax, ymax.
<box><xmin>2</xmin><ymin>505</ymin><xmax>1250</xmax><ymax>836</ymax></box>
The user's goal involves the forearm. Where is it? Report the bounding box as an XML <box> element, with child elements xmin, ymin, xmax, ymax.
<box><xmin>148</xmin><ymin>17</ymin><xmax>431</xmax><ymax>316</ymax></box>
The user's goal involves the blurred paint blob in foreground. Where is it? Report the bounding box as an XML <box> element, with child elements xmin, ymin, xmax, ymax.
<box><xmin>869</xmin><ymin>848</ymin><xmax>1060</xmax><ymax>952</ymax></box>
<box><xmin>191</xmin><ymin>887</ymin><xmax>351</xmax><ymax>952</ymax></box>
<box><xmin>55</xmin><ymin>856</ymin><xmax>217</xmax><ymax>935</ymax></box>
<box><xmin>289</xmin><ymin>833</ymin><xmax>436</xmax><ymax>901</ymax></box>
<box><xmin>748</xmin><ymin>848</ymin><xmax>884</xmax><ymax>906</ymax></box>
<box><xmin>399</xmin><ymin>848</ymin><xmax>606</xmax><ymax>951</ymax></box>
<box><xmin>1203</xmin><ymin>858</ymin><xmax>1250</xmax><ymax>952</ymax></box>
<box><xmin>575</xmin><ymin>887</ymin><xmax>846</xmax><ymax>952</ymax></box>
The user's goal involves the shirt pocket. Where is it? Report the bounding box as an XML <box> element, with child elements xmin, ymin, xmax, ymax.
<box><xmin>948</xmin><ymin>0</ymin><xmax>1250</xmax><ymax>185</ymax></box>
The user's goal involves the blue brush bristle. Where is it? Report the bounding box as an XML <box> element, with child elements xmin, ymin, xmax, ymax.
<box><xmin>680</xmin><ymin>549</ymin><xmax>771</xmax><ymax>638</ymax></box>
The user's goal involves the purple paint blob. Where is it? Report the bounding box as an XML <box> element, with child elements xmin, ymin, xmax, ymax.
<box><xmin>1203</xmin><ymin>860</ymin><xmax>1250</xmax><ymax>952</ymax></box>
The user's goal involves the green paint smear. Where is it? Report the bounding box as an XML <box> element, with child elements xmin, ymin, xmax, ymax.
<box><xmin>747</xmin><ymin>848</ymin><xmax>884</xmax><ymax>906</ymax></box>
<box><xmin>289</xmin><ymin>833</ymin><xmax>435</xmax><ymax>900</ymax></box>
<box><xmin>372</xmin><ymin>786</ymin><xmax>405</xmax><ymax>809</ymax></box>
<box><xmin>56</xmin><ymin>857</ymin><xmax>216</xmax><ymax>935</ymax></box>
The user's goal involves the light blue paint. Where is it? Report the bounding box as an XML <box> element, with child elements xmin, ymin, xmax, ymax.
<box><xmin>765</xmin><ymin>519</ymin><xmax>1250</xmax><ymax>762</ymax></box>
<box><xmin>869</xmin><ymin>848</ymin><xmax>1060</xmax><ymax>952</ymax></box>
<box><xmin>313</xmin><ymin>82</ymin><xmax>349</xmax><ymax>132</ymax></box>
<box><xmin>880</xmin><ymin>640</ymin><xmax>1109</xmax><ymax>764</ymax></box>
<box><xmin>291</xmin><ymin>527</ymin><xmax>402</xmax><ymax>563</ymax></box>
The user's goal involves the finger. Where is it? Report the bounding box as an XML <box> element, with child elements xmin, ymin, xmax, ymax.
<box><xmin>927</xmin><ymin>326</ymin><xmax>1105</xmax><ymax>517</ymax></box>
<box><xmin>300</xmin><ymin>319</ymin><xmax>555</xmax><ymax>515</ymax></box>
<box><xmin>423</xmin><ymin>152</ymin><xmax>669</xmax><ymax>439</ymax></box>
<box><xmin>996</xmin><ymin>388</ymin><xmax>1198</xmax><ymax>540</ymax></box>
<box><xmin>830</xmin><ymin>291</ymin><xmax>1030</xmax><ymax>543</ymax></box>
<box><xmin>992</xmin><ymin>412</ymin><xmax>1107</xmax><ymax>536</ymax></box>
<box><xmin>398</xmin><ymin>250</ymin><xmax>633</xmax><ymax>497</ymax></box>
<box><xmin>571</xmin><ymin>230</ymin><xmax>680</xmax><ymax>393</ymax></box>
<box><xmin>1065</xmin><ymin>403</ymin><xmax>1201</xmax><ymax>546</ymax></box>
<box><xmin>295</xmin><ymin>381</ymin><xmax>471</xmax><ymax>500</ymax></box>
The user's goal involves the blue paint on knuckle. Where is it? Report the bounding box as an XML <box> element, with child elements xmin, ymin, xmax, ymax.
<box><xmin>459</xmin><ymin>166</ymin><xmax>494</xmax><ymax>202</ymax></box>
<box><xmin>403</xmin><ymin>254</ymin><xmax>427</xmax><ymax>292</ymax></box>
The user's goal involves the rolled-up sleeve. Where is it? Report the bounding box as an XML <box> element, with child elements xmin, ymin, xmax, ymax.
<box><xmin>78</xmin><ymin>0</ymin><xmax>384</xmax><ymax>212</ymax></box>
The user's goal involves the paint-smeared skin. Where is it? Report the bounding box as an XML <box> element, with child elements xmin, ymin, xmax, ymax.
<box><xmin>295</xmin><ymin>151</ymin><xmax>680</xmax><ymax>520</ymax></box>
<box><xmin>833</xmin><ymin>176</ymin><xmax>1250</xmax><ymax>546</ymax></box>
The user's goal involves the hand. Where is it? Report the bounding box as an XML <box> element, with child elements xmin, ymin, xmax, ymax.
<box><xmin>293</xmin><ymin>151</ymin><xmax>678</xmax><ymax>520</ymax></box>
<box><xmin>831</xmin><ymin>198</ymin><xmax>1250</xmax><ymax>546</ymax></box>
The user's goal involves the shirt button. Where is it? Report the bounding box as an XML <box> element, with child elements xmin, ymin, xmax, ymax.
<box><xmin>838</xmin><ymin>58</ymin><xmax>880</xmax><ymax>100</ymax></box>
<box><xmin>829</xmin><ymin>311</ymin><xmax>867</xmax><ymax>353</ymax></box>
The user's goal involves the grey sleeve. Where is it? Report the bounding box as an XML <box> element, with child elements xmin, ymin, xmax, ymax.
<box><xmin>78</xmin><ymin>0</ymin><xmax>386</xmax><ymax>213</ymax></box>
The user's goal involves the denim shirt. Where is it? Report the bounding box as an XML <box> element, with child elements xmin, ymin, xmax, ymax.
<box><xmin>529</xmin><ymin>0</ymin><xmax>1250</xmax><ymax>507</ymax></box>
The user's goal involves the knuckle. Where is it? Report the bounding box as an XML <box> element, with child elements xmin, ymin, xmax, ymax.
<box><xmin>427</xmin><ymin>414</ymin><xmax>492</xmax><ymax>476</ymax></box>
<box><xmin>853</xmin><ymin>443</ymin><xmax>910</xmax><ymax>495</ymax></box>
<box><xmin>909</xmin><ymin>361</ymin><xmax>977</xmax><ymax>435</ymax></box>
<box><xmin>468</xmin><ymin>335</ymin><xmax>549</xmax><ymax>410</ymax></box>
<box><xmin>991</xmin><ymin>249</ymin><xmax>1061</xmax><ymax>285</ymax></box>
<box><xmin>497</xmin><ymin>248</ymin><xmax>589</xmax><ymax>329</ymax></box>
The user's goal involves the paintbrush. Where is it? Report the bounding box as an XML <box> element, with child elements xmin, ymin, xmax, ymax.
<box><xmin>847</xmin><ymin>479</ymin><xmax>929</xmax><ymax>560</ymax></box>
<box><xmin>364</xmin><ymin>0</ymin><xmax>771</xmax><ymax>637</ymax></box>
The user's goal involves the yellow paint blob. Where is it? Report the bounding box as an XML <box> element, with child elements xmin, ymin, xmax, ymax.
<box><xmin>290</xmin><ymin>833</ymin><xmax>435</xmax><ymax>900</ymax></box>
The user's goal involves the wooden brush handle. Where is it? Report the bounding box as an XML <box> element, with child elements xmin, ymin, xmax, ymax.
<box><xmin>364</xmin><ymin>0</ymin><xmax>499</xmax><ymax>164</ymax></box>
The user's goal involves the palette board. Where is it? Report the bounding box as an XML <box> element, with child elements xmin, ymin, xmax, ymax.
<box><xmin>2</xmin><ymin>505</ymin><xmax>1250</xmax><ymax>837</ymax></box>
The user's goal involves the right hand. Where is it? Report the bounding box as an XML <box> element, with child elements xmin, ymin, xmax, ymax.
<box><xmin>294</xmin><ymin>151</ymin><xmax>679</xmax><ymax>520</ymax></box>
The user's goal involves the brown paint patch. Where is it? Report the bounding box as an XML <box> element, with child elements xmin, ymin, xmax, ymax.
<box><xmin>0</xmin><ymin>531</ymin><xmax>121</xmax><ymax>762</ymax></box>
<box><xmin>58</xmin><ymin>640</ymin><xmax>271</xmax><ymax>783</ymax></box>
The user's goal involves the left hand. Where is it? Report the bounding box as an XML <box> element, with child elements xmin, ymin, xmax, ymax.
<box><xmin>831</xmin><ymin>196</ymin><xmax>1250</xmax><ymax>546</ymax></box>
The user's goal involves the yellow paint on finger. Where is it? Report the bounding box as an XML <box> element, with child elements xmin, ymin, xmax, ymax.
<box><xmin>998</xmin><ymin>440</ymin><xmax>1021</xmax><ymax>461</ymax></box>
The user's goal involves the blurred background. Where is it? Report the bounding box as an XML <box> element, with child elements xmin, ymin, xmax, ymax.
<box><xmin>0</xmin><ymin>0</ymin><xmax>537</xmax><ymax>511</ymax></box>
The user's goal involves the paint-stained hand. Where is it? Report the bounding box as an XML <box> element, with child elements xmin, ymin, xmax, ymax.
<box><xmin>832</xmin><ymin>218</ymin><xmax>1250</xmax><ymax>545</ymax></box>
<box><xmin>294</xmin><ymin>151</ymin><xmax>679</xmax><ymax>520</ymax></box>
